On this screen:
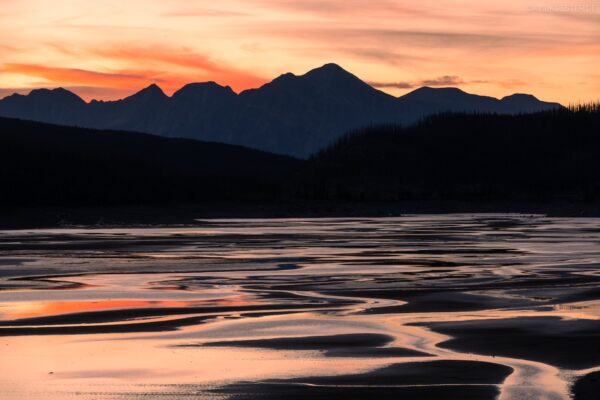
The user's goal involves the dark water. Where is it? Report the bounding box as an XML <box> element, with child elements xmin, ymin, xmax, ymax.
<box><xmin>1</xmin><ymin>215</ymin><xmax>600</xmax><ymax>399</ymax></box>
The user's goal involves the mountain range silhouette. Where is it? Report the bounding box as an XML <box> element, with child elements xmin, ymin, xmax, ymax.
<box><xmin>0</xmin><ymin>63</ymin><xmax>561</xmax><ymax>157</ymax></box>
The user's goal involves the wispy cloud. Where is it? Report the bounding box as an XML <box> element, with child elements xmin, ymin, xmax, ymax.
<box><xmin>421</xmin><ymin>76</ymin><xmax>465</xmax><ymax>86</ymax></box>
<box><xmin>3</xmin><ymin>63</ymin><xmax>160</xmax><ymax>88</ymax></box>
<box><xmin>2</xmin><ymin>44</ymin><xmax>268</xmax><ymax>99</ymax></box>
<box><xmin>91</xmin><ymin>45</ymin><xmax>267</xmax><ymax>91</ymax></box>
<box><xmin>255</xmin><ymin>0</ymin><xmax>420</xmax><ymax>17</ymax></box>
<box><xmin>369</xmin><ymin>76</ymin><xmax>528</xmax><ymax>91</ymax></box>
<box><xmin>256</xmin><ymin>25</ymin><xmax>558</xmax><ymax>51</ymax></box>
<box><xmin>368</xmin><ymin>81</ymin><xmax>414</xmax><ymax>89</ymax></box>
<box><xmin>369</xmin><ymin>75</ymin><xmax>465</xmax><ymax>90</ymax></box>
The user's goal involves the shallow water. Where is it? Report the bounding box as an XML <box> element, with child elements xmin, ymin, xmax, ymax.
<box><xmin>1</xmin><ymin>215</ymin><xmax>600</xmax><ymax>399</ymax></box>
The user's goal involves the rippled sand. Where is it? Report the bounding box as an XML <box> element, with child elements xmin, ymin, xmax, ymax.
<box><xmin>1</xmin><ymin>215</ymin><xmax>600</xmax><ymax>399</ymax></box>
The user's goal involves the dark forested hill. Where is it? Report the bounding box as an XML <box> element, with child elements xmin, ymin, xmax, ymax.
<box><xmin>0</xmin><ymin>64</ymin><xmax>561</xmax><ymax>158</ymax></box>
<box><xmin>296</xmin><ymin>106</ymin><xmax>600</xmax><ymax>203</ymax></box>
<box><xmin>0</xmin><ymin>117</ymin><xmax>300</xmax><ymax>206</ymax></box>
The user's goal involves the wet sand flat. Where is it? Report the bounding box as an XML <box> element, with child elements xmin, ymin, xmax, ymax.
<box><xmin>199</xmin><ymin>333</ymin><xmax>431</xmax><ymax>357</ymax></box>
<box><xmin>1</xmin><ymin>215</ymin><xmax>600</xmax><ymax>399</ymax></box>
<box><xmin>421</xmin><ymin>317</ymin><xmax>600</xmax><ymax>369</ymax></box>
<box><xmin>215</xmin><ymin>360</ymin><xmax>512</xmax><ymax>400</ymax></box>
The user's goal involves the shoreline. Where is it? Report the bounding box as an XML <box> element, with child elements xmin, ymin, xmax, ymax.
<box><xmin>2</xmin><ymin>201</ymin><xmax>600</xmax><ymax>229</ymax></box>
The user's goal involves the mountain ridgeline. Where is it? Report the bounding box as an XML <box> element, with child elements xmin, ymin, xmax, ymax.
<box><xmin>0</xmin><ymin>64</ymin><xmax>561</xmax><ymax>158</ymax></box>
<box><xmin>299</xmin><ymin>105</ymin><xmax>600</xmax><ymax>203</ymax></box>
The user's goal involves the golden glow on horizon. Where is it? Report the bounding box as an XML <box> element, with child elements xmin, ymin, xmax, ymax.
<box><xmin>0</xmin><ymin>0</ymin><xmax>599</xmax><ymax>103</ymax></box>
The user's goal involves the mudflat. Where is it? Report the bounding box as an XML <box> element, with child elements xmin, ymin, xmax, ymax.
<box><xmin>1</xmin><ymin>215</ymin><xmax>599</xmax><ymax>400</ymax></box>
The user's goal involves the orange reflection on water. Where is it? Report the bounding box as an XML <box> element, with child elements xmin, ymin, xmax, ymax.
<box><xmin>2</xmin><ymin>298</ymin><xmax>250</xmax><ymax>320</ymax></box>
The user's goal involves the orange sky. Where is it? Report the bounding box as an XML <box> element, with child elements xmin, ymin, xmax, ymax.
<box><xmin>0</xmin><ymin>0</ymin><xmax>599</xmax><ymax>103</ymax></box>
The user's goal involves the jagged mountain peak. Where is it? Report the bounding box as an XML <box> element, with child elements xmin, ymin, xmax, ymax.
<box><xmin>302</xmin><ymin>63</ymin><xmax>365</xmax><ymax>84</ymax></box>
<box><xmin>126</xmin><ymin>83</ymin><xmax>167</xmax><ymax>100</ymax></box>
<box><xmin>306</xmin><ymin>63</ymin><xmax>351</xmax><ymax>75</ymax></box>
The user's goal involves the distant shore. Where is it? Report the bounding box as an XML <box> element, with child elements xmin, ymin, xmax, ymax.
<box><xmin>3</xmin><ymin>201</ymin><xmax>600</xmax><ymax>229</ymax></box>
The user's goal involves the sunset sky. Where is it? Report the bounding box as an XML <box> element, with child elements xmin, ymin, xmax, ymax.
<box><xmin>0</xmin><ymin>0</ymin><xmax>598</xmax><ymax>103</ymax></box>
